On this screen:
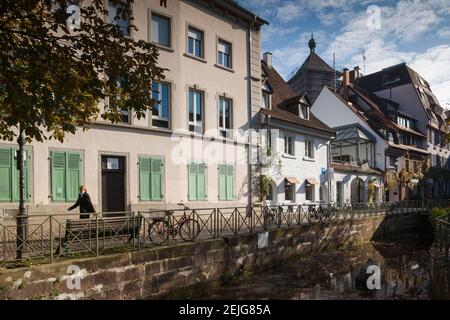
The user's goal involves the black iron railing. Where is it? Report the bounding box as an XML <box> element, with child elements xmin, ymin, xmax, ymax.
<box><xmin>0</xmin><ymin>199</ymin><xmax>448</xmax><ymax>266</ymax></box>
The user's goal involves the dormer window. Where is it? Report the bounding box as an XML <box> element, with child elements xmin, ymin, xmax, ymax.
<box><xmin>300</xmin><ymin>104</ymin><xmax>309</xmax><ymax>120</ymax></box>
<box><xmin>261</xmin><ymin>81</ymin><xmax>271</xmax><ymax>109</ymax></box>
<box><xmin>397</xmin><ymin>116</ymin><xmax>411</xmax><ymax>128</ymax></box>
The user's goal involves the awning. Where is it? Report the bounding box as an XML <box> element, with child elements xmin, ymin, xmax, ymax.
<box><xmin>305</xmin><ymin>178</ymin><xmax>319</xmax><ymax>185</ymax></box>
<box><xmin>285</xmin><ymin>176</ymin><xmax>301</xmax><ymax>184</ymax></box>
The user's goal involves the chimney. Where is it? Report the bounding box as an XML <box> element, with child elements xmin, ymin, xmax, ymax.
<box><xmin>263</xmin><ymin>52</ymin><xmax>272</xmax><ymax>68</ymax></box>
<box><xmin>342</xmin><ymin>68</ymin><xmax>350</xmax><ymax>100</ymax></box>
<box><xmin>349</xmin><ymin>66</ymin><xmax>361</xmax><ymax>83</ymax></box>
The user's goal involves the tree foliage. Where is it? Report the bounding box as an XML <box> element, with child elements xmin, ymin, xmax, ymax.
<box><xmin>0</xmin><ymin>0</ymin><xmax>165</xmax><ymax>142</ymax></box>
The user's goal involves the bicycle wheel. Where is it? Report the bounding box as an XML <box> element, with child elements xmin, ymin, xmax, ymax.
<box><xmin>179</xmin><ymin>218</ymin><xmax>200</xmax><ymax>241</ymax></box>
<box><xmin>306</xmin><ymin>210</ymin><xmax>316</xmax><ymax>223</ymax></box>
<box><xmin>263</xmin><ymin>214</ymin><xmax>274</xmax><ymax>231</ymax></box>
<box><xmin>148</xmin><ymin>220</ymin><xmax>170</xmax><ymax>245</ymax></box>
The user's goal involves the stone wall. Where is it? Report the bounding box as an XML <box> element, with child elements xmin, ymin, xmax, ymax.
<box><xmin>0</xmin><ymin>214</ymin><xmax>429</xmax><ymax>300</ymax></box>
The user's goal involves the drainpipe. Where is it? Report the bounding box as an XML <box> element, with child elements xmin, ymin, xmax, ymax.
<box><xmin>327</xmin><ymin>138</ymin><xmax>334</xmax><ymax>204</ymax></box>
<box><xmin>247</xmin><ymin>17</ymin><xmax>257</xmax><ymax>207</ymax></box>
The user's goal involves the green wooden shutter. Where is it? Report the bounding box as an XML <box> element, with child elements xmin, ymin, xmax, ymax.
<box><xmin>139</xmin><ymin>157</ymin><xmax>151</xmax><ymax>201</ymax></box>
<box><xmin>226</xmin><ymin>165</ymin><xmax>234</xmax><ymax>201</ymax></box>
<box><xmin>197</xmin><ymin>163</ymin><xmax>207</xmax><ymax>200</ymax></box>
<box><xmin>150</xmin><ymin>158</ymin><xmax>163</xmax><ymax>201</ymax></box>
<box><xmin>0</xmin><ymin>148</ymin><xmax>12</xmax><ymax>201</ymax></box>
<box><xmin>12</xmin><ymin>150</ymin><xmax>30</xmax><ymax>202</ymax></box>
<box><xmin>66</xmin><ymin>153</ymin><xmax>81</xmax><ymax>201</ymax></box>
<box><xmin>51</xmin><ymin>152</ymin><xmax>66</xmax><ymax>202</ymax></box>
<box><xmin>218</xmin><ymin>165</ymin><xmax>227</xmax><ymax>201</ymax></box>
<box><xmin>188</xmin><ymin>163</ymin><xmax>197</xmax><ymax>201</ymax></box>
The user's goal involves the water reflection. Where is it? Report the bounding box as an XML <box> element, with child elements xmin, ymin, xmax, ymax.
<box><xmin>193</xmin><ymin>235</ymin><xmax>433</xmax><ymax>300</ymax></box>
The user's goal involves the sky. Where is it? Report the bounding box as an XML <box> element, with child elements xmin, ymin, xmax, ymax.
<box><xmin>237</xmin><ymin>0</ymin><xmax>450</xmax><ymax>108</ymax></box>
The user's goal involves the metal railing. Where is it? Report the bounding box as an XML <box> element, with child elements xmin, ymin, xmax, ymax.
<box><xmin>0</xmin><ymin>200</ymin><xmax>448</xmax><ymax>267</ymax></box>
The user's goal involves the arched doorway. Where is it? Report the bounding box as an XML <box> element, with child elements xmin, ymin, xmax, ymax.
<box><xmin>351</xmin><ymin>178</ymin><xmax>365</xmax><ymax>204</ymax></box>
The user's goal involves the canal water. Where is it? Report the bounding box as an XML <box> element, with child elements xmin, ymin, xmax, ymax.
<box><xmin>191</xmin><ymin>234</ymin><xmax>434</xmax><ymax>300</ymax></box>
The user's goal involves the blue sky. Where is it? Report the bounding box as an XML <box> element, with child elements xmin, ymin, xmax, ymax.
<box><xmin>237</xmin><ymin>0</ymin><xmax>450</xmax><ymax>108</ymax></box>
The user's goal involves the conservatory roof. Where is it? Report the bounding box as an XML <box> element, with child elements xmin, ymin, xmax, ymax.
<box><xmin>331</xmin><ymin>124</ymin><xmax>376</xmax><ymax>148</ymax></box>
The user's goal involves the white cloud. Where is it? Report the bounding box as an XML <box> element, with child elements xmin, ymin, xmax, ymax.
<box><xmin>271</xmin><ymin>31</ymin><xmax>329</xmax><ymax>78</ymax></box>
<box><xmin>245</xmin><ymin>0</ymin><xmax>450</xmax><ymax>106</ymax></box>
<box><xmin>262</xmin><ymin>24</ymin><xmax>299</xmax><ymax>43</ymax></box>
<box><xmin>275</xmin><ymin>1</ymin><xmax>303</xmax><ymax>22</ymax></box>
<box><xmin>438</xmin><ymin>27</ymin><xmax>450</xmax><ymax>38</ymax></box>
<box><xmin>410</xmin><ymin>45</ymin><xmax>450</xmax><ymax>106</ymax></box>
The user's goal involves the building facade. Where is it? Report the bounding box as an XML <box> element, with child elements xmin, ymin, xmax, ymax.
<box><xmin>313</xmin><ymin>67</ymin><xmax>430</xmax><ymax>203</ymax></box>
<box><xmin>259</xmin><ymin>53</ymin><xmax>334</xmax><ymax>206</ymax></box>
<box><xmin>312</xmin><ymin>86</ymin><xmax>386</xmax><ymax>206</ymax></box>
<box><xmin>357</xmin><ymin>63</ymin><xmax>450</xmax><ymax>199</ymax></box>
<box><xmin>0</xmin><ymin>0</ymin><xmax>267</xmax><ymax>214</ymax></box>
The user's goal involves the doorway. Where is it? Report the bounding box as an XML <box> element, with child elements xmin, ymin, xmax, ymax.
<box><xmin>336</xmin><ymin>182</ymin><xmax>343</xmax><ymax>207</ymax></box>
<box><xmin>101</xmin><ymin>155</ymin><xmax>126</xmax><ymax>214</ymax></box>
<box><xmin>351</xmin><ymin>178</ymin><xmax>365</xmax><ymax>204</ymax></box>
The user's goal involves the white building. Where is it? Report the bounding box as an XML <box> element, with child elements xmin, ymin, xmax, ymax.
<box><xmin>312</xmin><ymin>84</ymin><xmax>386</xmax><ymax>205</ymax></box>
<box><xmin>259</xmin><ymin>53</ymin><xmax>334</xmax><ymax>206</ymax></box>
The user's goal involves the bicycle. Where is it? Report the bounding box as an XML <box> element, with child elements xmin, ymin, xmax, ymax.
<box><xmin>148</xmin><ymin>202</ymin><xmax>200</xmax><ymax>245</ymax></box>
<box><xmin>306</xmin><ymin>202</ymin><xmax>337</xmax><ymax>222</ymax></box>
<box><xmin>263</xmin><ymin>205</ymin><xmax>281</xmax><ymax>230</ymax></box>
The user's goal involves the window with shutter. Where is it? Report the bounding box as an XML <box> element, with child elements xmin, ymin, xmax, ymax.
<box><xmin>0</xmin><ymin>148</ymin><xmax>12</xmax><ymax>201</ymax></box>
<box><xmin>51</xmin><ymin>151</ymin><xmax>82</xmax><ymax>202</ymax></box>
<box><xmin>188</xmin><ymin>163</ymin><xmax>197</xmax><ymax>201</ymax></box>
<box><xmin>139</xmin><ymin>157</ymin><xmax>151</xmax><ymax>201</ymax></box>
<box><xmin>51</xmin><ymin>152</ymin><xmax>66</xmax><ymax>202</ymax></box>
<box><xmin>218</xmin><ymin>165</ymin><xmax>227</xmax><ymax>201</ymax></box>
<box><xmin>150</xmin><ymin>158</ymin><xmax>163</xmax><ymax>200</ymax></box>
<box><xmin>218</xmin><ymin>164</ymin><xmax>234</xmax><ymax>201</ymax></box>
<box><xmin>188</xmin><ymin>163</ymin><xmax>207</xmax><ymax>201</ymax></box>
<box><xmin>139</xmin><ymin>157</ymin><xmax>164</xmax><ymax>202</ymax></box>
<box><xmin>226</xmin><ymin>165</ymin><xmax>234</xmax><ymax>201</ymax></box>
<box><xmin>12</xmin><ymin>150</ymin><xmax>30</xmax><ymax>202</ymax></box>
<box><xmin>66</xmin><ymin>153</ymin><xmax>81</xmax><ymax>201</ymax></box>
<box><xmin>0</xmin><ymin>147</ymin><xmax>31</xmax><ymax>202</ymax></box>
<box><xmin>197</xmin><ymin>163</ymin><xmax>207</xmax><ymax>200</ymax></box>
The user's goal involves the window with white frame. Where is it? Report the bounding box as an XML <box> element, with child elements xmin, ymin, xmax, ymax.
<box><xmin>261</xmin><ymin>82</ymin><xmax>271</xmax><ymax>109</ymax></box>
<box><xmin>189</xmin><ymin>89</ymin><xmax>203</xmax><ymax>134</ymax></box>
<box><xmin>151</xmin><ymin>12</ymin><xmax>171</xmax><ymax>47</ymax></box>
<box><xmin>109</xmin><ymin>76</ymin><xmax>130</xmax><ymax>124</ymax></box>
<box><xmin>262</xmin><ymin>90</ymin><xmax>271</xmax><ymax>109</ymax></box>
<box><xmin>108</xmin><ymin>0</ymin><xmax>130</xmax><ymax>36</ymax></box>
<box><xmin>187</xmin><ymin>26</ymin><xmax>203</xmax><ymax>58</ymax></box>
<box><xmin>300</xmin><ymin>104</ymin><xmax>309</xmax><ymax>120</ymax></box>
<box><xmin>217</xmin><ymin>39</ymin><xmax>232</xmax><ymax>69</ymax></box>
<box><xmin>305</xmin><ymin>140</ymin><xmax>314</xmax><ymax>158</ymax></box>
<box><xmin>218</xmin><ymin>97</ymin><xmax>232</xmax><ymax>137</ymax></box>
<box><xmin>284</xmin><ymin>136</ymin><xmax>294</xmax><ymax>156</ymax></box>
<box><xmin>397</xmin><ymin>116</ymin><xmax>411</xmax><ymax>128</ymax></box>
<box><xmin>151</xmin><ymin>81</ymin><xmax>170</xmax><ymax>129</ymax></box>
